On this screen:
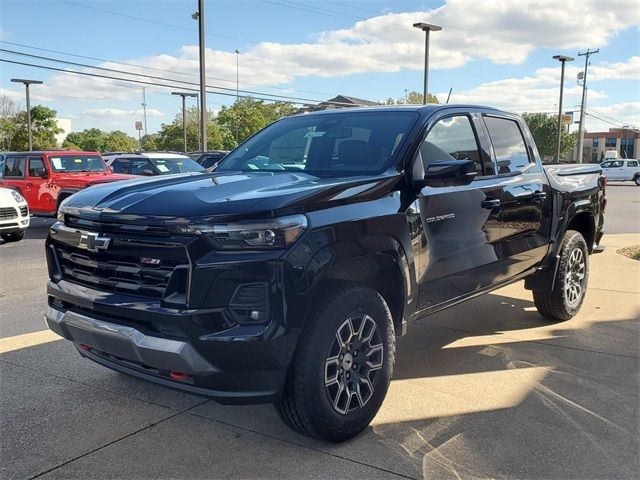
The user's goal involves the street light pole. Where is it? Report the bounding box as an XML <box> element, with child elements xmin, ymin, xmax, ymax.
<box><xmin>413</xmin><ymin>22</ymin><xmax>442</xmax><ymax>105</ymax></box>
<box><xmin>193</xmin><ymin>0</ymin><xmax>207</xmax><ymax>151</ymax></box>
<box><xmin>576</xmin><ymin>48</ymin><xmax>599</xmax><ymax>164</ymax></box>
<box><xmin>11</xmin><ymin>78</ymin><xmax>43</xmax><ymax>151</ymax></box>
<box><xmin>553</xmin><ymin>55</ymin><xmax>574</xmax><ymax>163</ymax></box>
<box><xmin>172</xmin><ymin>92</ymin><xmax>198</xmax><ymax>152</ymax></box>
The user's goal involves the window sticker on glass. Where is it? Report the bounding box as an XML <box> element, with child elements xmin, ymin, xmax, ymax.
<box><xmin>156</xmin><ymin>164</ymin><xmax>170</xmax><ymax>172</ymax></box>
<box><xmin>304</xmin><ymin>131</ymin><xmax>326</xmax><ymax>138</ymax></box>
<box><xmin>74</xmin><ymin>158</ymin><xmax>82</xmax><ymax>163</ymax></box>
<box><xmin>51</xmin><ymin>157</ymin><xmax>62</xmax><ymax>169</ymax></box>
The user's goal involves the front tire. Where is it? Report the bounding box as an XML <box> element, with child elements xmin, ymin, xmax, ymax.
<box><xmin>634</xmin><ymin>175</ymin><xmax>640</xmax><ymax>186</ymax></box>
<box><xmin>1</xmin><ymin>231</ymin><xmax>25</xmax><ymax>242</ymax></box>
<box><xmin>533</xmin><ymin>230</ymin><xmax>589</xmax><ymax>321</ymax></box>
<box><xmin>275</xmin><ymin>284</ymin><xmax>395</xmax><ymax>442</ymax></box>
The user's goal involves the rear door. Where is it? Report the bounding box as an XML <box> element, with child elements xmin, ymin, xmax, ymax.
<box><xmin>415</xmin><ymin>110</ymin><xmax>505</xmax><ymax>310</ymax></box>
<box><xmin>482</xmin><ymin>114</ymin><xmax>552</xmax><ymax>278</ymax></box>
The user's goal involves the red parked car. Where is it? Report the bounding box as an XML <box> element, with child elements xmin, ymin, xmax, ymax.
<box><xmin>0</xmin><ymin>151</ymin><xmax>134</xmax><ymax>216</ymax></box>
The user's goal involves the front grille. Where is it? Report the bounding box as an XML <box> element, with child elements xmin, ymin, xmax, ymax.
<box><xmin>19</xmin><ymin>206</ymin><xmax>28</xmax><ymax>216</ymax></box>
<box><xmin>54</xmin><ymin>241</ymin><xmax>187</xmax><ymax>298</ymax></box>
<box><xmin>0</xmin><ymin>207</ymin><xmax>18</xmax><ymax>220</ymax></box>
<box><xmin>65</xmin><ymin>215</ymin><xmax>169</xmax><ymax>236</ymax></box>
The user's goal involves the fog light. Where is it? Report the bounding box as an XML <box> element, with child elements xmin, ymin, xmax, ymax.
<box><xmin>21</xmin><ymin>220</ymin><xmax>28</xmax><ymax>225</ymax></box>
<box><xmin>249</xmin><ymin>310</ymin><xmax>261</xmax><ymax>321</ymax></box>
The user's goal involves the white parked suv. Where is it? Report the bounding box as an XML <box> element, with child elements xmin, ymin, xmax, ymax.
<box><xmin>103</xmin><ymin>152</ymin><xmax>205</xmax><ymax>176</ymax></box>
<box><xmin>599</xmin><ymin>159</ymin><xmax>640</xmax><ymax>185</ymax></box>
<box><xmin>0</xmin><ymin>187</ymin><xmax>30</xmax><ymax>242</ymax></box>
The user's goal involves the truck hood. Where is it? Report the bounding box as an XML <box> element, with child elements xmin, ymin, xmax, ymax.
<box><xmin>60</xmin><ymin>171</ymin><xmax>402</xmax><ymax>222</ymax></box>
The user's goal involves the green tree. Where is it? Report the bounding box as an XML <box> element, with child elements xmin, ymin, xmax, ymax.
<box><xmin>155</xmin><ymin>107</ymin><xmax>235</xmax><ymax>152</ymax></box>
<box><xmin>217</xmin><ymin>98</ymin><xmax>296</xmax><ymax>146</ymax></box>
<box><xmin>63</xmin><ymin>128</ymin><xmax>106</xmax><ymax>151</ymax></box>
<box><xmin>104</xmin><ymin>130</ymin><xmax>137</xmax><ymax>152</ymax></box>
<box><xmin>11</xmin><ymin>105</ymin><xmax>63</xmax><ymax>150</ymax></box>
<box><xmin>140</xmin><ymin>133</ymin><xmax>159</xmax><ymax>151</ymax></box>
<box><xmin>397</xmin><ymin>91</ymin><xmax>439</xmax><ymax>105</ymax></box>
<box><xmin>522</xmin><ymin>112</ymin><xmax>576</xmax><ymax>162</ymax></box>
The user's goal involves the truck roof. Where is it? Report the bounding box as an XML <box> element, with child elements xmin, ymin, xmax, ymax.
<box><xmin>294</xmin><ymin>103</ymin><xmax>505</xmax><ymax>116</ymax></box>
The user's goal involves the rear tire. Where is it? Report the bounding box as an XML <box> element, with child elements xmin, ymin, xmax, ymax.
<box><xmin>275</xmin><ymin>284</ymin><xmax>395</xmax><ymax>442</ymax></box>
<box><xmin>1</xmin><ymin>231</ymin><xmax>25</xmax><ymax>242</ymax></box>
<box><xmin>533</xmin><ymin>230</ymin><xmax>589</xmax><ymax>321</ymax></box>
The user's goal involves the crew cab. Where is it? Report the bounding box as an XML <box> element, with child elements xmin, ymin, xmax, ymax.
<box><xmin>0</xmin><ymin>151</ymin><xmax>133</xmax><ymax>216</ymax></box>
<box><xmin>599</xmin><ymin>158</ymin><xmax>640</xmax><ymax>185</ymax></box>
<box><xmin>44</xmin><ymin>105</ymin><xmax>605</xmax><ymax>442</ymax></box>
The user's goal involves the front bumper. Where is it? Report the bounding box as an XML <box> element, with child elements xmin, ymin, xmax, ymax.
<box><xmin>44</xmin><ymin>280</ymin><xmax>291</xmax><ymax>404</ymax></box>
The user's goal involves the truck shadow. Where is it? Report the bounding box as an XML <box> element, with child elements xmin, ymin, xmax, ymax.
<box><xmin>2</xmin><ymin>292</ymin><xmax>638</xmax><ymax>479</ymax></box>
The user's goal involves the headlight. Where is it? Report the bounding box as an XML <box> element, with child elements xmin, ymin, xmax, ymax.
<box><xmin>11</xmin><ymin>190</ymin><xmax>24</xmax><ymax>203</ymax></box>
<box><xmin>174</xmin><ymin>214</ymin><xmax>308</xmax><ymax>250</ymax></box>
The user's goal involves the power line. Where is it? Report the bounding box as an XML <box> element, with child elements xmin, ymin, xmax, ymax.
<box><xmin>54</xmin><ymin>0</ymin><xmax>257</xmax><ymax>46</ymax></box>
<box><xmin>1</xmin><ymin>49</ymin><xmax>354</xmax><ymax>106</ymax></box>
<box><xmin>0</xmin><ymin>40</ymin><xmax>337</xmax><ymax>99</ymax></box>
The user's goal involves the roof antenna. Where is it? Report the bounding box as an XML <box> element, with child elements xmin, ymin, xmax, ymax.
<box><xmin>446</xmin><ymin>88</ymin><xmax>452</xmax><ymax>104</ymax></box>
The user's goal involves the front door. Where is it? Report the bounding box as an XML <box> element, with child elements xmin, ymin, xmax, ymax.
<box><xmin>415</xmin><ymin>113</ymin><xmax>504</xmax><ymax>311</ymax></box>
<box><xmin>25</xmin><ymin>156</ymin><xmax>49</xmax><ymax>212</ymax></box>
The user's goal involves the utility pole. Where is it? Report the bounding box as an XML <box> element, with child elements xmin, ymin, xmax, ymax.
<box><xmin>11</xmin><ymin>78</ymin><xmax>43</xmax><ymax>151</ymax></box>
<box><xmin>141</xmin><ymin>87</ymin><xmax>148</xmax><ymax>138</ymax></box>
<box><xmin>553</xmin><ymin>55</ymin><xmax>574</xmax><ymax>163</ymax></box>
<box><xmin>413</xmin><ymin>22</ymin><xmax>442</xmax><ymax>105</ymax></box>
<box><xmin>193</xmin><ymin>0</ymin><xmax>207</xmax><ymax>151</ymax></box>
<box><xmin>576</xmin><ymin>48</ymin><xmax>599</xmax><ymax>164</ymax></box>
<box><xmin>235</xmin><ymin>49</ymin><xmax>240</xmax><ymax>144</ymax></box>
<box><xmin>172</xmin><ymin>92</ymin><xmax>198</xmax><ymax>152</ymax></box>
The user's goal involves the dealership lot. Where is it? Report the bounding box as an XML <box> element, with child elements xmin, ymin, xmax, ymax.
<box><xmin>1</xmin><ymin>185</ymin><xmax>638</xmax><ymax>480</ymax></box>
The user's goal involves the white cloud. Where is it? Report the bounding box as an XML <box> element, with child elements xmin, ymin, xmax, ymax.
<box><xmin>84</xmin><ymin>108</ymin><xmax>164</xmax><ymax>118</ymax></box>
<box><xmin>583</xmin><ymin>102</ymin><xmax>640</xmax><ymax>132</ymax></box>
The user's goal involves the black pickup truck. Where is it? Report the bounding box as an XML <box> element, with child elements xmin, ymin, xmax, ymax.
<box><xmin>45</xmin><ymin>105</ymin><xmax>605</xmax><ymax>442</ymax></box>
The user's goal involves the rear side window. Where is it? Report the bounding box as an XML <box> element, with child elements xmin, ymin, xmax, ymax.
<box><xmin>110</xmin><ymin>159</ymin><xmax>130</xmax><ymax>174</ymax></box>
<box><xmin>627</xmin><ymin>160</ymin><xmax>638</xmax><ymax>167</ymax></box>
<box><xmin>484</xmin><ymin>116</ymin><xmax>531</xmax><ymax>174</ymax></box>
<box><xmin>3</xmin><ymin>156</ymin><xmax>26</xmax><ymax>178</ymax></box>
<box><xmin>28</xmin><ymin>157</ymin><xmax>46</xmax><ymax>176</ymax></box>
<box><xmin>420</xmin><ymin>115</ymin><xmax>483</xmax><ymax>174</ymax></box>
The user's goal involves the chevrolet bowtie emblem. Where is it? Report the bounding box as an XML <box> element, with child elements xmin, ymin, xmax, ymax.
<box><xmin>78</xmin><ymin>232</ymin><xmax>111</xmax><ymax>252</ymax></box>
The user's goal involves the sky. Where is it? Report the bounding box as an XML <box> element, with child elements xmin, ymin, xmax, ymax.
<box><xmin>1</xmin><ymin>0</ymin><xmax>639</xmax><ymax>138</ymax></box>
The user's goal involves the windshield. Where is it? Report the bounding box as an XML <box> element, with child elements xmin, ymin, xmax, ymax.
<box><xmin>216</xmin><ymin>111</ymin><xmax>419</xmax><ymax>177</ymax></box>
<box><xmin>149</xmin><ymin>157</ymin><xmax>204</xmax><ymax>174</ymax></box>
<box><xmin>49</xmin><ymin>155</ymin><xmax>107</xmax><ymax>173</ymax></box>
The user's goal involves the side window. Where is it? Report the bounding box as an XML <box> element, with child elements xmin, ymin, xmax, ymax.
<box><xmin>28</xmin><ymin>157</ymin><xmax>46</xmax><ymax>177</ymax></box>
<box><xmin>131</xmin><ymin>159</ymin><xmax>154</xmax><ymax>175</ymax></box>
<box><xmin>3</xmin><ymin>156</ymin><xmax>26</xmax><ymax>178</ymax></box>
<box><xmin>420</xmin><ymin>115</ymin><xmax>483</xmax><ymax>174</ymax></box>
<box><xmin>484</xmin><ymin>116</ymin><xmax>531</xmax><ymax>174</ymax></box>
<box><xmin>110</xmin><ymin>159</ymin><xmax>130</xmax><ymax>174</ymax></box>
<box><xmin>627</xmin><ymin>160</ymin><xmax>638</xmax><ymax>167</ymax></box>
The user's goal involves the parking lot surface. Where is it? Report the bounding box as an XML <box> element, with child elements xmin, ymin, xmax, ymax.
<box><xmin>1</xmin><ymin>185</ymin><xmax>639</xmax><ymax>479</ymax></box>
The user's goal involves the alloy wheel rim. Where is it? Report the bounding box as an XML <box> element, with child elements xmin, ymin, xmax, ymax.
<box><xmin>565</xmin><ymin>247</ymin><xmax>586</xmax><ymax>307</ymax></box>
<box><xmin>324</xmin><ymin>314</ymin><xmax>384</xmax><ymax>415</ymax></box>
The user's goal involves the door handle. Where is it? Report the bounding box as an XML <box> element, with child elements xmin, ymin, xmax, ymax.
<box><xmin>532</xmin><ymin>191</ymin><xmax>547</xmax><ymax>202</ymax></box>
<box><xmin>481</xmin><ymin>198</ymin><xmax>501</xmax><ymax>209</ymax></box>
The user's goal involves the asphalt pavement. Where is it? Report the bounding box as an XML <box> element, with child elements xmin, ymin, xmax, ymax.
<box><xmin>1</xmin><ymin>185</ymin><xmax>639</xmax><ymax>479</ymax></box>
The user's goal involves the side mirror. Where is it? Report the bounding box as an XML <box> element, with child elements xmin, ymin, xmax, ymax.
<box><xmin>139</xmin><ymin>169</ymin><xmax>155</xmax><ymax>176</ymax></box>
<box><xmin>415</xmin><ymin>160</ymin><xmax>477</xmax><ymax>188</ymax></box>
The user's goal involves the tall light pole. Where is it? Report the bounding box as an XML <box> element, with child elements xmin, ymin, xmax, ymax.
<box><xmin>413</xmin><ymin>22</ymin><xmax>442</xmax><ymax>105</ymax></box>
<box><xmin>192</xmin><ymin>0</ymin><xmax>207</xmax><ymax>151</ymax></box>
<box><xmin>553</xmin><ymin>55</ymin><xmax>574</xmax><ymax>163</ymax></box>
<box><xmin>11</xmin><ymin>78</ymin><xmax>43</xmax><ymax>151</ymax></box>
<box><xmin>234</xmin><ymin>48</ymin><xmax>240</xmax><ymax>144</ymax></box>
<box><xmin>171</xmin><ymin>92</ymin><xmax>198</xmax><ymax>152</ymax></box>
<box><xmin>576</xmin><ymin>48</ymin><xmax>599</xmax><ymax>164</ymax></box>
